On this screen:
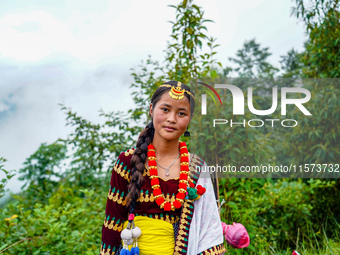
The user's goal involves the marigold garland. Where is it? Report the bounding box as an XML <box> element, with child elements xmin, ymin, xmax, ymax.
<box><xmin>147</xmin><ymin>142</ymin><xmax>189</xmax><ymax>211</ymax></box>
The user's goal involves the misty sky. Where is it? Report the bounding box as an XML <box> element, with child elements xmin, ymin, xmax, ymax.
<box><xmin>0</xmin><ymin>0</ymin><xmax>306</xmax><ymax>194</ymax></box>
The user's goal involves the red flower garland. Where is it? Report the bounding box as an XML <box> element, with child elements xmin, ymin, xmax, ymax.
<box><xmin>147</xmin><ymin>142</ymin><xmax>189</xmax><ymax>211</ymax></box>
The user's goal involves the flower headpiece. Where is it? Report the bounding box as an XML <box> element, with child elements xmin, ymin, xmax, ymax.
<box><xmin>159</xmin><ymin>82</ymin><xmax>195</xmax><ymax>100</ymax></box>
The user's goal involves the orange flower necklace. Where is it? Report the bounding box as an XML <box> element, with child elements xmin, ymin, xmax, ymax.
<box><xmin>147</xmin><ymin>142</ymin><xmax>189</xmax><ymax>211</ymax></box>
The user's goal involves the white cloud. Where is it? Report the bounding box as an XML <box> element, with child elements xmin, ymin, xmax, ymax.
<box><xmin>0</xmin><ymin>101</ymin><xmax>10</xmax><ymax>112</ymax></box>
<box><xmin>0</xmin><ymin>11</ymin><xmax>72</xmax><ymax>61</ymax></box>
<box><xmin>0</xmin><ymin>0</ymin><xmax>173</xmax><ymax>62</ymax></box>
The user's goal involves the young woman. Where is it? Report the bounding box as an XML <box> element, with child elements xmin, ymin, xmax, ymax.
<box><xmin>101</xmin><ymin>81</ymin><xmax>226</xmax><ymax>255</ymax></box>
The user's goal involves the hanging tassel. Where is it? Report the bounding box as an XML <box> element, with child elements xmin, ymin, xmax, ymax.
<box><xmin>133</xmin><ymin>247</ymin><xmax>140</xmax><ymax>255</ymax></box>
<box><xmin>120</xmin><ymin>214</ymin><xmax>141</xmax><ymax>255</ymax></box>
<box><xmin>120</xmin><ymin>248</ymin><xmax>129</xmax><ymax>255</ymax></box>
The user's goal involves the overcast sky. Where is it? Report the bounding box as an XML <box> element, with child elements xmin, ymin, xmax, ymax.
<box><xmin>0</xmin><ymin>0</ymin><xmax>306</xmax><ymax>194</ymax></box>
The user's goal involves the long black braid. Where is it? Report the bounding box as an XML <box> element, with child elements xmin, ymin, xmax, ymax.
<box><xmin>126</xmin><ymin>122</ymin><xmax>154</xmax><ymax>213</ymax></box>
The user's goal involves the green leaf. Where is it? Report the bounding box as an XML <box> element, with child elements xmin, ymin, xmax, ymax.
<box><xmin>227</xmin><ymin>201</ymin><xmax>238</xmax><ymax>210</ymax></box>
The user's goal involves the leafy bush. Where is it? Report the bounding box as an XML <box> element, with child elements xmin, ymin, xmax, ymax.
<box><xmin>0</xmin><ymin>187</ymin><xmax>106</xmax><ymax>254</ymax></box>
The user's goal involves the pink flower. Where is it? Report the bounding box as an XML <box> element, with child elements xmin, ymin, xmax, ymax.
<box><xmin>221</xmin><ymin>222</ymin><xmax>229</xmax><ymax>235</ymax></box>
<box><xmin>221</xmin><ymin>222</ymin><xmax>250</xmax><ymax>249</ymax></box>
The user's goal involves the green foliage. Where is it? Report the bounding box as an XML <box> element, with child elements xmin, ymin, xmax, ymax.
<box><xmin>0</xmin><ymin>158</ymin><xmax>15</xmax><ymax>200</ymax></box>
<box><xmin>0</xmin><ymin>187</ymin><xmax>106</xmax><ymax>254</ymax></box>
<box><xmin>285</xmin><ymin>1</ymin><xmax>340</xmax><ymax>236</ymax></box>
<box><xmin>283</xmin><ymin>80</ymin><xmax>339</xmax><ymax>164</ymax></box>
<box><xmin>227</xmin><ymin>39</ymin><xmax>279</xmax><ymax>78</ymax></box>
<box><xmin>58</xmin><ymin>105</ymin><xmax>140</xmax><ymax>188</ymax></box>
<box><xmin>279</xmin><ymin>49</ymin><xmax>304</xmax><ymax>78</ymax></box>
<box><xmin>303</xmin><ymin>9</ymin><xmax>340</xmax><ymax>78</ymax></box>
<box><xmin>166</xmin><ymin>0</ymin><xmax>221</xmax><ymax>82</ymax></box>
<box><xmin>18</xmin><ymin>142</ymin><xmax>67</xmax><ymax>206</ymax></box>
<box><xmin>292</xmin><ymin>0</ymin><xmax>340</xmax><ymax>78</ymax></box>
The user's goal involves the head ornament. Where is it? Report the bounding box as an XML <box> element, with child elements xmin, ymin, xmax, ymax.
<box><xmin>159</xmin><ymin>82</ymin><xmax>195</xmax><ymax>100</ymax></box>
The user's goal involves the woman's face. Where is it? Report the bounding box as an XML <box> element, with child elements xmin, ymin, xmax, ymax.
<box><xmin>150</xmin><ymin>91</ymin><xmax>191</xmax><ymax>142</ymax></box>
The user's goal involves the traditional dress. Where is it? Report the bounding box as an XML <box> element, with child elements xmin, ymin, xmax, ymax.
<box><xmin>101</xmin><ymin>147</ymin><xmax>226</xmax><ymax>255</ymax></box>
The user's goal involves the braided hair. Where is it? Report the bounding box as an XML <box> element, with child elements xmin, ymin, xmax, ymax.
<box><xmin>126</xmin><ymin>81</ymin><xmax>196</xmax><ymax>214</ymax></box>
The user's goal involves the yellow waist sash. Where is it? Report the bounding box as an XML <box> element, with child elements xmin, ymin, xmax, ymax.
<box><xmin>122</xmin><ymin>216</ymin><xmax>174</xmax><ymax>255</ymax></box>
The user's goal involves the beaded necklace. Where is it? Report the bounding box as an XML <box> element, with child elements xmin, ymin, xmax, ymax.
<box><xmin>147</xmin><ymin>142</ymin><xmax>189</xmax><ymax>211</ymax></box>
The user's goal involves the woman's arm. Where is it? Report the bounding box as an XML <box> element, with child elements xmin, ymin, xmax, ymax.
<box><xmin>101</xmin><ymin>151</ymin><xmax>131</xmax><ymax>255</ymax></box>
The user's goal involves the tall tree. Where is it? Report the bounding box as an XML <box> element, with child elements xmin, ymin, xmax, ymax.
<box><xmin>18</xmin><ymin>142</ymin><xmax>67</xmax><ymax>205</ymax></box>
<box><xmin>279</xmin><ymin>48</ymin><xmax>303</xmax><ymax>78</ymax></box>
<box><xmin>292</xmin><ymin>0</ymin><xmax>340</xmax><ymax>77</ymax></box>
<box><xmin>228</xmin><ymin>39</ymin><xmax>279</xmax><ymax>78</ymax></box>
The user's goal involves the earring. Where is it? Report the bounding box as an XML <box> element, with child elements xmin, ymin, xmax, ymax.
<box><xmin>184</xmin><ymin>127</ymin><xmax>190</xmax><ymax>137</ymax></box>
